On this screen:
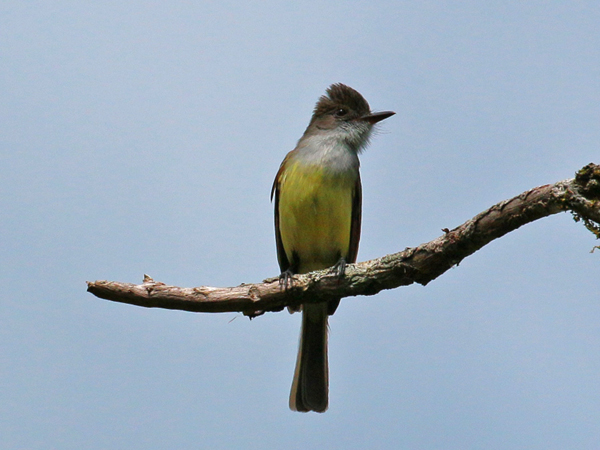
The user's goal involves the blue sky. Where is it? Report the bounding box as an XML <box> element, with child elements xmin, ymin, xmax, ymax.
<box><xmin>1</xmin><ymin>1</ymin><xmax>599</xmax><ymax>449</ymax></box>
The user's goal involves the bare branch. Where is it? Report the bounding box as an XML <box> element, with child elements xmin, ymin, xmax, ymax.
<box><xmin>87</xmin><ymin>163</ymin><xmax>600</xmax><ymax>317</ymax></box>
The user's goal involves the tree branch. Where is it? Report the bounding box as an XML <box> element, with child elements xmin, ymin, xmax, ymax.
<box><xmin>87</xmin><ymin>163</ymin><xmax>600</xmax><ymax>317</ymax></box>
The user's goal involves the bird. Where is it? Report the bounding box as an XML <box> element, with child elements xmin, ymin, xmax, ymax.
<box><xmin>271</xmin><ymin>83</ymin><xmax>395</xmax><ymax>412</ymax></box>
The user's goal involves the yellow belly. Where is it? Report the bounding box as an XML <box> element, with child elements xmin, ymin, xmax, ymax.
<box><xmin>278</xmin><ymin>162</ymin><xmax>355</xmax><ymax>274</ymax></box>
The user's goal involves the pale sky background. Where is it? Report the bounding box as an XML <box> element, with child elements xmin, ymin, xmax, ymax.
<box><xmin>1</xmin><ymin>1</ymin><xmax>600</xmax><ymax>449</ymax></box>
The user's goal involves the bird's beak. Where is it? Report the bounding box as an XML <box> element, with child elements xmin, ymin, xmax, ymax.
<box><xmin>360</xmin><ymin>111</ymin><xmax>396</xmax><ymax>124</ymax></box>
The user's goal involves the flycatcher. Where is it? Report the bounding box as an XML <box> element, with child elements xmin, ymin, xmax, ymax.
<box><xmin>271</xmin><ymin>83</ymin><xmax>394</xmax><ymax>412</ymax></box>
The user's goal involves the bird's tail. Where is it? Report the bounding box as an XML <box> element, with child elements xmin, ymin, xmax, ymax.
<box><xmin>289</xmin><ymin>301</ymin><xmax>329</xmax><ymax>413</ymax></box>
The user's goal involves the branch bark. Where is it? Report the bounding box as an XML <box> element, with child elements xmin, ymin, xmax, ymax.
<box><xmin>87</xmin><ymin>163</ymin><xmax>600</xmax><ymax>317</ymax></box>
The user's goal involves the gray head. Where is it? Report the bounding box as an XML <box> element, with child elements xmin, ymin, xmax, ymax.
<box><xmin>304</xmin><ymin>83</ymin><xmax>395</xmax><ymax>152</ymax></box>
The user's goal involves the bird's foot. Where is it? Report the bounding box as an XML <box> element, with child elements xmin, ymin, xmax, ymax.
<box><xmin>278</xmin><ymin>269</ymin><xmax>295</xmax><ymax>290</ymax></box>
<box><xmin>331</xmin><ymin>257</ymin><xmax>347</xmax><ymax>280</ymax></box>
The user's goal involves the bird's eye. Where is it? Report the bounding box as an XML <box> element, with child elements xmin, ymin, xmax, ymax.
<box><xmin>335</xmin><ymin>108</ymin><xmax>348</xmax><ymax>117</ymax></box>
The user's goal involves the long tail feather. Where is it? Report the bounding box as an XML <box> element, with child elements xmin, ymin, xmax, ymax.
<box><xmin>289</xmin><ymin>302</ymin><xmax>329</xmax><ymax>413</ymax></box>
